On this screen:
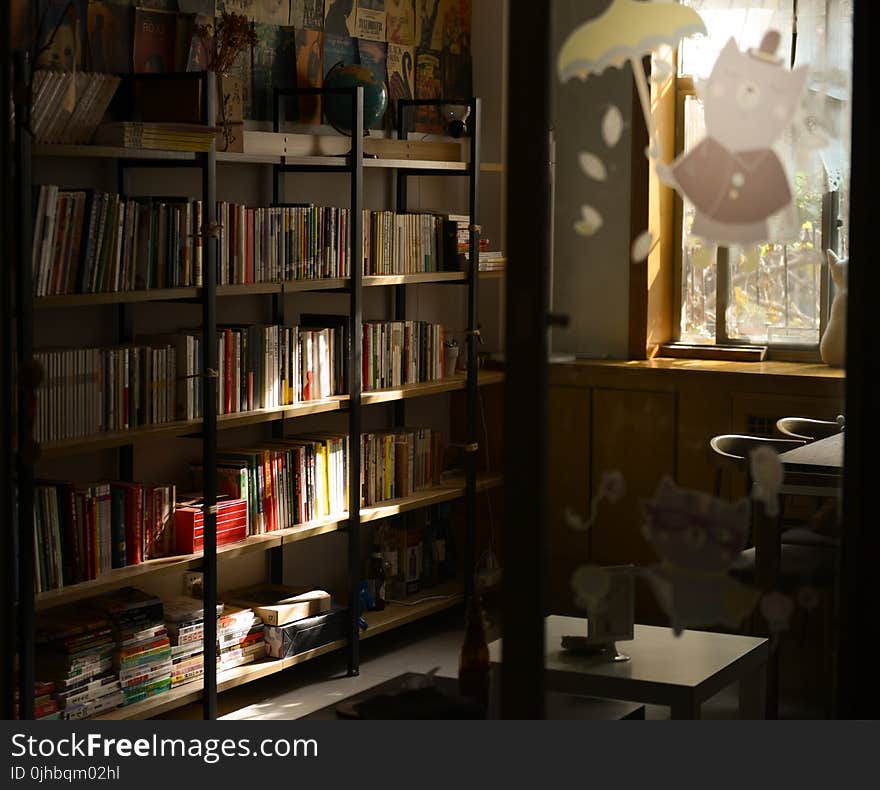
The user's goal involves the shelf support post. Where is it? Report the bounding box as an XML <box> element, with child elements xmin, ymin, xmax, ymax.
<box><xmin>201</xmin><ymin>70</ymin><xmax>219</xmax><ymax>721</ymax></box>
<box><xmin>347</xmin><ymin>86</ymin><xmax>364</xmax><ymax>677</ymax></box>
<box><xmin>13</xmin><ymin>50</ymin><xmax>36</xmax><ymax>721</ymax></box>
<box><xmin>464</xmin><ymin>97</ymin><xmax>482</xmax><ymax>604</ymax></box>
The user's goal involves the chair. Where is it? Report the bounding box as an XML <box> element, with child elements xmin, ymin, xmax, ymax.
<box><xmin>776</xmin><ymin>417</ymin><xmax>844</xmax><ymax>443</ymax></box>
<box><xmin>709</xmin><ymin>433</ymin><xmax>838</xmax><ymax>717</ymax></box>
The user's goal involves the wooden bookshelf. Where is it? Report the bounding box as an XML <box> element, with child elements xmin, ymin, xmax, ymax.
<box><xmin>34</xmin><ymin>476</ymin><xmax>501</xmax><ymax>611</ymax></box>
<box><xmin>93</xmin><ymin>579</ymin><xmax>465</xmax><ymax>721</ymax></box>
<box><xmin>38</xmin><ymin>375</ymin><xmax>504</xmax><ymax>458</ymax></box>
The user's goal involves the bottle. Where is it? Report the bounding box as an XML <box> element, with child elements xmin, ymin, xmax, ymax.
<box><xmin>458</xmin><ymin>594</ymin><xmax>490</xmax><ymax>712</ymax></box>
<box><xmin>368</xmin><ymin>551</ymin><xmax>387</xmax><ymax>611</ymax></box>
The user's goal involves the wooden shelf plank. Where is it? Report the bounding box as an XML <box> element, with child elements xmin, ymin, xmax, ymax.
<box><xmin>362</xmin><ymin>579</ymin><xmax>464</xmax><ymax>639</ymax></box>
<box><xmin>35</xmin><ymin>288</ymin><xmax>200</xmax><ymax>309</ymax></box>
<box><xmin>33</xmin><ymin>144</ymin><xmax>197</xmax><ymax>161</ymax></box>
<box><xmin>216</xmin><ymin>398</ymin><xmax>346</xmax><ymax>431</ymax></box>
<box><xmin>283</xmin><ymin>278</ymin><xmax>349</xmax><ymax>293</ymax></box>
<box><xmin>39</xmin><ymin>420</ymin><xmax>204</xmax><ymax>459</ymax></box>
<box><xmin>363</xmin><ymin>272</ymin><xmax>467</xmax><ymax>287</ymax></box>
<box><xmin>93</xmin><ymin>580</ymin><xmax>465</xmax><ymax>720</ymax></box>
<box><xmin>361</xmin><ymin>371</ymin><xmax>505</xmax><ymax>406</ymax></box>
<box><xmin>216</xmin><ymin>282</ymin><xmax>282</xmax><ymax>297</ymax></box>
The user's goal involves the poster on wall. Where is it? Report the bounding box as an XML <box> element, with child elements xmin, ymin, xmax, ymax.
<box><xmin>355</xmin><ymin>0</ymin><xmax>387</xmax><ymax>41</ymax></box>
<box><xmin>416</xmin><ymin>0</ymin><xmax>442</xmax><ymax>50</ymax></box>
<box><xmin>252</xmin><ymin>0</ymin><xmax>291</xmax><ymax>25</ymax></box>
<box><xmin>441</xmin><ymin>0</ymin><xmax>471</xmax><ymax>100</ymax></box>
<box><xmin>323</xmin><ymin>32</ymin><xmax>358</xmax><ymax>75</ymax></box>
<box><xmin>185</xmin><ymin>14</ymin><xmax>216</xmax><ymax>72</ymax></box>
<box><xmin>291</xmin><ymin>0</ymin><xmax>325</xmax><ymax>30</ymax></box>
<box><xmin>414</xmin><ymin>49</ymin><xmax>443</xmax><ymax>133</ymax></box>
<box><xmin>388</xmin><ymin>42</ymin><xmax>415</xmax><ymax>125</ymax></box>
<box><xmin>386</xmin><ymin>0</ymin><xmax>416</xmax><ymax>45</ymax></box>
<box><xmin>87</xmin><ymin>1</ymin><xmax>133</xmax><ymax>74</ymax></box>
<box><xmin>356</xmin><ymin>39</ymin><xmax>388</xmax><ymax>127</ymax></box>
<box><xmin>296</xmin><ymin>28</ymin><xmax>325</xmax><ymax>124</ymax></box>
<box><xmin>133</xmin><ymin>7</ymin><xmax>177</xmax><ymax>73</ymax></box>
<box><xmin>324</xmin><ymin>0</ymin><xmax>357</xmax><ymax>37</ymax></box>
<box><xmin>252</xmin><ymin>23</ymin><xmax>297</xmax><ymax>121</ymax></box>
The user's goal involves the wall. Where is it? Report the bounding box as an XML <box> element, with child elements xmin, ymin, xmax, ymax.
<box><xmin>551</xmin><ymin>0</ymin><xmax>635</xmax><ymax>360</ymax></box>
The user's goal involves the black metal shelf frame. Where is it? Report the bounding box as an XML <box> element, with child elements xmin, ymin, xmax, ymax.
<box><xmin>8</xmin><ymin>73</ymin><xmax>482</xmax><ymax>717</ymax></box>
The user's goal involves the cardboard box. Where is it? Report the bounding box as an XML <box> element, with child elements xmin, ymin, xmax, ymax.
<box><xmin>222</xmin><ymin>585</ymin><xmax>332</xmax><ymax>627</ymax></box>
<box><xmin>263</xmin><ymin>607</ymin><xmax>349</xmax><ymax>659</ymax></box>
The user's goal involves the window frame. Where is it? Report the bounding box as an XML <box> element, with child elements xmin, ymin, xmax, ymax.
<box><xmin>669</xmin><ymin>22</ymin><xmax>842</xmax><ymax>361</ymax></box>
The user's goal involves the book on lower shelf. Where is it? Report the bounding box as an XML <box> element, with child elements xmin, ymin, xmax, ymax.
<box><xmin>33</xmin><ymin>481</ymin><xmax>176</xmax><ymax>593</ymax></box>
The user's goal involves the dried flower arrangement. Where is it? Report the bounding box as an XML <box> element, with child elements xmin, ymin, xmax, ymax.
<box><xmin>203</xmin><ymin>12</ymin><xmax>258</xmax><ymax>76</ymax></box>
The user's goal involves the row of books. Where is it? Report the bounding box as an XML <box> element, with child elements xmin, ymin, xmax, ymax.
<box><xmin>34</xmin><ymin>344</ymin><xmax>177</xmax><ymax>444</ymax></box>
<box><xmin>34</xmin><ymin>316</ymin><xmax>446</xmax><ymax>443</ymax></box>
<box><xmin>32</xmin><ymin>188</ymin><xmax>470</xmax><ymax>296</ymax></box>
<box><xmin>32</xmin><ymin>186</ymin><xmax>202</xmax><ymax>297</ymax></box>
<box><xmin>34</xmin><ymin>590</ymin><xmax>264</xmax><ymax>719</ymax></box>
<box><xmin>361</xmin><ymin>429</ymin><xmax>441</xmax><ymax>507</ymax></box>
<box><xmin>363</xmin><ymin>321</ymin><xmax>446</xmax><ymax>391</ymax></box>
<box><xmin>210</xmin><ymin>436</ymin><xmax>350</xmax><ymax>537</ymax></box>
<box><xmin>33</xmin><ymin>482</ymin><xmax>176</xmax><ymax>594</ymax></box>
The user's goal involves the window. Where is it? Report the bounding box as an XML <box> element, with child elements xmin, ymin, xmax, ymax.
<box><xmin>673</xmin><ymin>0</ymin><xmax>852</xmax><ymax>352</ymax></box>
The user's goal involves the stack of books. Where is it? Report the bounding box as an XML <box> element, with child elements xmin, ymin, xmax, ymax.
<box><xmin>362</xmin><ymin>320</ymin><xmax>445</xmax><ymax>391</ymax></box>
<box><xmin>34</xmin><ymin>343</ymin><xmax>178</xmax><ymax>443</ymax></box>
<box><xmin>92</xmin><ymin>588</ymin><xmax>172</xmax><ymax>707</ymax></box>
<box><xmin>162</xmin><ymin>596</ymin><xmax>224</xmax><ymax>690</ymax></box>
<box><xmin>479</xmin><ymin>252</ymin><xmax>506</xmax><ymax>273</ymax></box>
<box><xmin>362</xmin><ymin>428</ymin><xmax>441</xmax><ymax>506</ymax></box>
<box><xmin>217</xmin><ymin>607</ymin><xmax>266</xmax><ymax>673</ymax></box>
<box><xmin>35</xmin><ymin>605</ymin><xmax>122</xmax><ymax>720</ymax></box>
<box><xmin>93</xmin><ymin>122</ymin><xmax>218</xmax><ymax>152</ymax></box>
<box><xmin>32</xmin><ymin>481</ymin><xmax>176</xmax><ymax>594</ymax></box>
<box><xmin>31</xmin><ymin>186</ymin><xmax>202</xmax><ymax>296</ymax></box>
<box><xmin>31</xmin><ymin>71</ymin><xmax>120</xmax><ymax>145</ymax></box>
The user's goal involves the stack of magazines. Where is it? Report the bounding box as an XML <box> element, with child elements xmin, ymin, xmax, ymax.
<box><xmin>31</xmin><ymin>71</ymin><xmax>120</xmax><ymax>145</ymax></box>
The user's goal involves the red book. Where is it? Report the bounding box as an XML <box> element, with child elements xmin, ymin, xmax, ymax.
<box><xmin>132</xmin><ymin>8</ymin><xmax>177</xmax><ymax>74</ymax></box>
<box><xmin>124</xmin><ymin>484</ymin><xmax>143</xmax><ymax>566</ymax></box>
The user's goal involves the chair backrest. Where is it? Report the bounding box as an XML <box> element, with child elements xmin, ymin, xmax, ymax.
<box><xmin>776</xmin><ymin>417</ymin><xmax>843</xmax><ymax>442</ymax></box>
<box><xmin>708</xmin><ymin>434</ymin><xmax>806</xmax><ymax>496</ymax></box>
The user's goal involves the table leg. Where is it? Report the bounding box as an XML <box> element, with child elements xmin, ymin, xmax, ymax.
<box><xmin>738</xmin><ymin>662</ymin><xmax>767</xmax><ymax>720</ymax></box>
<box><xmin>670</xmin><ymin>694</ymin><xmax>701</xmax><ymax>720</ymax></box>
<box><xmin>752</xmin><ymin>495</ymin><xmax>781</xmax><ymax>719</ymax></box>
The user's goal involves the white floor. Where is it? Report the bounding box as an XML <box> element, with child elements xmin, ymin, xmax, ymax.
<box><xmin>159</xmin><ymin>608</ymin><xmax>823</xmax><ymax>720</ymax></box>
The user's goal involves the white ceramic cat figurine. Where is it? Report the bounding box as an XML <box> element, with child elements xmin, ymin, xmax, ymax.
<box><xmin>820</xmin><ymin>250</ymin><xmax>847</xmax><ymax>368</ymax></box>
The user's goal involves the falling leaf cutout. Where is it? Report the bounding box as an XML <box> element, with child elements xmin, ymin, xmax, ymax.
<box><xmin>575</xmin><ymin>205</ymin><xmax>603</xmax><ymax>237</ymax></box>
<box><xmin>578</xmin><ymin>151</ymin><xmax>607</xmax><ymax>181</ymax></box>
<box><xmin>602</xmin><ymin>105</ymin><xmax>623</xmax><ymax>148</ymax></box>
<box><xmin>631</xmin><ymin>230</ymin><xmax>656</xmax><ymax>263</ymax></box>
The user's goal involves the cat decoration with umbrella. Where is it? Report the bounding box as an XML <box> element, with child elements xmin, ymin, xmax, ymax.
<box><xmin>558</xmin><ymin>0</ymin><xmax>809</xmax><ymax>253</ymax></box>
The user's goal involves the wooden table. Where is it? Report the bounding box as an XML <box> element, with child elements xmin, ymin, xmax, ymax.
<box><xmin>302</xmin><ymin>672</ymin><xmax>645</xmax><ymax>720</ymax></box>
<box><xmin>489</xmin><ymin>616</ymin><xmax>769</xmax><ymax>720</ymax></box>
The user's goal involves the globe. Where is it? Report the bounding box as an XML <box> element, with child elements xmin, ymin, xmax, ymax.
<box><xmin>323</xmin><ymin>62</ymin><xmax>388</xmax><ymax>136</ymax></box>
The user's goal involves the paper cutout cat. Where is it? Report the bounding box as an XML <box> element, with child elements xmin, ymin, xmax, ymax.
<box><xmin>658</xmin><ymin>31</ymin><xmax>808</xmax><ymax>246</ymax></box>
<box><xmin>820</xmin><ymin>250</ymin><xmax>847</xmax><ymax>367</ymax></box>
<box><xmin>639</xmin><ymin>478</ymin><xmax>759</xmax><ymax>636</ymax></box>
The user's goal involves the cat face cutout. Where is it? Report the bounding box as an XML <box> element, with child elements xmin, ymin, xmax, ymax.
<box><xmin>701</xmin><ymin>37</ymin><xmax>808</xmax><ymax>152</ymax></box>
<box><xmin>643</xmin><ymin>478</ymin><xmax>750</xmax><ymax>573</ymax></box>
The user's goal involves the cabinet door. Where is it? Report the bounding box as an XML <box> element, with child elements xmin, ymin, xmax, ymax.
<box><xmin>591</xmin><ymin>388</ymin><xmax>677</xmax><ymax>622</ymax></box>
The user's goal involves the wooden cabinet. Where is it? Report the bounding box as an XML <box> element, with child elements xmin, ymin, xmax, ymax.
<box><xmin>545</xmin><ymin>359</ymin><xmax>845</xmax><ymax>621</ymax></box>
